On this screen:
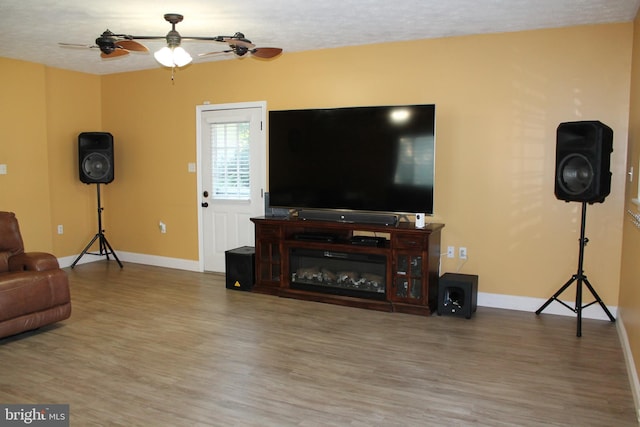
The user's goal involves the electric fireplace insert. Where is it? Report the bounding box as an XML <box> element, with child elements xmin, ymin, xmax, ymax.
<box><xmin>289</xmin><ymin>248</ymin><xmax>386</xmax><ymax>300</ymax></box>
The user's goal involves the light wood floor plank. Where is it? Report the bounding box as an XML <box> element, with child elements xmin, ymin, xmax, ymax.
<box><xmin>0</xmin><ymin>262</ymin><xmax>636</xmax><ymax>426</ymax></box>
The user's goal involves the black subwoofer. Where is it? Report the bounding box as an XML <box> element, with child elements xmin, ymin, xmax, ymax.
<box><xmin>555</xmin><ymin>121</ymin><xmax>613</xmax><ymax>203</ymax></box>
<box><xmin>78</xmin><ymin>132</ymin><xmax>114</xmax><ymax>184</ymax></box>
<box><xmin>438</xmin><ymin>273</ymin><xmax>478</xmax><ymax>319</ymax></box>
<box><xmin>225</xmin><ymin>246</ymin><xmax>255</xmax><ymax>291</ymax></box>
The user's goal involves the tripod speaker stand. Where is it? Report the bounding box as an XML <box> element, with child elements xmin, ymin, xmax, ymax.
<box><xmin>535</xmin><ymin>201</ymin><xmax>615</xmax><ymax>336</ymax></box>
<box><xmin>71</xmin><ymin>183</ymin><xmax>123</xmax><ymax>268</ymax></box>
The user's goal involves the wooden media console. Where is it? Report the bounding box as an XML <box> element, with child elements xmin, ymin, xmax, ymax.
<box><xmin>250</xmin><ymin>216</ymin><xmax>444</xmax><ymax>315</ymax></box>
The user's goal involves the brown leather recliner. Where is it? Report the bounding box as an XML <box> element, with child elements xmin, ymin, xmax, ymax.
<box><xmin>0</xmin><ymin>211</ymin><xmax>71</xmax><ymax>339</ymax></box>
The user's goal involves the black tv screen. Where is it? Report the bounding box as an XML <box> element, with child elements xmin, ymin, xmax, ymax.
<box><xmin>268</xmin><ymin>104</ymin><xmax>436</xmax><ymax>215</ymax></box>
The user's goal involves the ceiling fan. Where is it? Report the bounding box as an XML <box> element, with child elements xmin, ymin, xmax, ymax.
<box><xmin>59</xmin><ymin>30</ymin><xmax>149</xmax><ymax>58</ymax></box>
<box><xmin>59</xmin><ymin>13</ymin><xmax>283</xmax><ymax>67</ymax></box>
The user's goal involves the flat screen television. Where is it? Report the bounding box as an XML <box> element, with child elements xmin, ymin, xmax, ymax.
<box><xmin>268</xmin><ymin>104</ymin><xmax>436</xmax><ymax>218</ymax></box>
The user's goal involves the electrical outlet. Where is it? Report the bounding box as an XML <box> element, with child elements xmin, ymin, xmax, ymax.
<box><xmin>159</xmin><ymin>221</ymin><xmax>167</xmax><ymax>234</ymax></box>
<box><xmin>447</xmin><ymin>246</ymin><xmax>455</xmax><ymax>258</ymax></box>
<box><xmin>459</xmin><ymin>247</ymin><xmax>467</xmax><ymax>260</ymax></box>
<box><xmin>57</xmin><ymin>225</ymin><xmax>63</xmax><ymax>235</ymax></box>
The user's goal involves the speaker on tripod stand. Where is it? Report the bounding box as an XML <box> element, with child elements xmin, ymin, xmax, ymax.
<box><xmin>78</xmin><ymin>132</ymin><xmax>114</xmax><ymax>185</ymax></box>
<box><xmin>71</xmin><ymin>132</ymin><xmax>122</xmax><ymax>268</ymax></box>
<box><xmin>535</xmin><ymin>121</ymin><xmax>615</xmax><ymax>336</ymax></box>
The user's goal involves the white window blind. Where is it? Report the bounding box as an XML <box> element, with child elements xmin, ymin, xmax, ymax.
<box><xmin>210</xmin><ymin>121</ymin><xmax>251</xmax><ymax>200</ymax></box>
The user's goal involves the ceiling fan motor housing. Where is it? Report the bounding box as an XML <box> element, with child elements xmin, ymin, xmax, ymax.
<box><xmin>166</xmin><ymin>30</ymin><xmax>181</xmax><ymax>47</ymax></box>
<box><xmin>96</xmin><ymin>38</ymin><xmax>116</xmax><ymax>54</ymax></box>
<box><xmin>96</xmin><ymin>30</ymin><xmax>117</xmax><ymax>54</ymax></box>
<box><xmin>163</xmin><ymin>14</ymin><xmax>185</xmax><ymax>47</ymax></box>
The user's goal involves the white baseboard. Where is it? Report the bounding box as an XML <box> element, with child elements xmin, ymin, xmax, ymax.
<box><xmin>58</xmin><ymin>251</ymin><xmax>201</xmax><ymax>272</ymax></box>
<box><xmin>478</xmin><ymin>291</ymin><xmax>618</xmax><ymax>321</ymax></box>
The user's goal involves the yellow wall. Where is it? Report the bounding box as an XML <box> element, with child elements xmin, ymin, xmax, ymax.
<box><xmin>100</xmin><ymin>69</ymin><xmax>203</xmax><ymax>259</ymax></box>
<box><xmin>0</xmin><ymin>59</ymin><xmax>102</xmax><ymax>254</ymax></box>
<box><xmin>0</xmin><ymin>59</ymin><xmax>52</xmax><ymax>250</ymax></box>
<box><xmin>101</xmin><ymin>23</ymin><xmax>631</xmax><ymax>306</ymax></box>
<box><xmin>620</xmin><ymin>12</ymin><xmax>640</xmax><ymax>402</ymax></box>
<box><xmin>44</xmin><ymin>68</ymin><xmax>103</xmax><ymax>256</ymax></box>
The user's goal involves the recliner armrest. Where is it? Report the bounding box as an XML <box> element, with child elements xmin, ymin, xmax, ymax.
<box><xmin>8</xmin><ymin>252</ymin><xmax>60</xmax><ymax>272</ymax></box>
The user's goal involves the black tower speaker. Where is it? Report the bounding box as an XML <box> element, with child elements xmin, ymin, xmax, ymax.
<box><xmin>78</xmin><ymin>132</ymin><xmax>114</xmax><ymax>184</ymax></box>
<box><xmin>555</xmin><ymin>121</ymin><xmax>613</xmax><ymax>204</ymax></box>
<box><xmin>225</xmin><ymin>246</ymin><xmax>255</xmax><ymax>291</ymax></box>
<box><xmin>438</xmin><ymin>273</ymin><xmax>478</xmax><ymax>319</ymax></box>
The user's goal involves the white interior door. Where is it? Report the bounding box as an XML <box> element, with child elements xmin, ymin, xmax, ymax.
<box><xmin>198</xmin><ymin>102</ymin><xmax>266</xmax><ymax>272</ymax></box>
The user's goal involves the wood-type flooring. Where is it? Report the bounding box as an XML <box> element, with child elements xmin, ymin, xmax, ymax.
<box><xmin>0</xmin><ymin>262</ymin><xmax>636</xmax><ymax>426</ymax></box>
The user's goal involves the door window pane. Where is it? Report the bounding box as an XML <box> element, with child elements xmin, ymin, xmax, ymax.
<box><xmin>210</xmin><ymin>121</ymin><xmax>250</xmax><ymax>200</ymax></box>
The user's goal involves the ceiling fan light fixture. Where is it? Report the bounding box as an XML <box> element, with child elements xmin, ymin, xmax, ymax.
<box><xmin>59</xmin><ymin>12</ymin><xmax>282</xmax><ymax>74</ymax></box>
<box><xmin>154</xmin><ymin>46</ymin><xmax>192</xmax><ymax>68</ymax></box>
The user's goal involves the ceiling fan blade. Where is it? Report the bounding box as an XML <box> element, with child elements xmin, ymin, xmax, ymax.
<box><xmin>222</xmin><ymin>38</ymin><xmax>255</xmax><ymax>49</ymax></box>
<box><xmin>58</xmin><ymin>42</ymin><xmax>96</xmax><ymax>49</ymax></box>
<box><xmin>129</xmin><ymin>35</ymin><xmax>166</xmax><ymax>41</ymax></box>
<box><xmin>115</xmin><ymin>40</ymin><xmax>149</xmax><ymax>52</ymax></box>
<box><xmin>251</xmin><ymin>47</ymin><xmax>283</xmax><ymax>59</ymax></box>
<box><xmin>198</xmin><ymin>49</ymin><xmax>233</xmax><ymax>58</ymax></box>
<box><xmin>101</xmin><ymin>49</ymin><xmax>129</xmax><ymax>59</ymax></box>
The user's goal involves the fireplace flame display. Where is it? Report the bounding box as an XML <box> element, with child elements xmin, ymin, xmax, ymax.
<box><xmin>293</xmin><ymin>266</ymin><xmax>385</xmax><ymax>294</ymax></box>
<box><xmin>289</xmin><ymin>248</ymin><xmax>387</xmax><ymax>297</ymax></box>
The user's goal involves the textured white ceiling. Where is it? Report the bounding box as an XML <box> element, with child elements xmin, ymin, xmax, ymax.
<box><xmin>1</xmin><ymin>0</ymin><xmax>639</xmax><ymax>75</ymax></box>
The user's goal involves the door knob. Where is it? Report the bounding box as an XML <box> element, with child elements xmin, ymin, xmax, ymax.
<box><xmin>201</xmin><ymin>202</ymin><xmax>209</xmax><ymax>208</ymax></box>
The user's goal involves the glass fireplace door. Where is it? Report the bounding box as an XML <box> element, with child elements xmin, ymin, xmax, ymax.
<box><xmin>289</xmin><ymin>248</ymin><xmax>386</xmax><ymax>299</ymax></box>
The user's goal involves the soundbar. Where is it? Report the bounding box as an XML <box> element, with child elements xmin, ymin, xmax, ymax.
<box><xmin>298</xmin><ymin>210</ymin><xmax>398</xmax><ymax>226</ymax></box>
